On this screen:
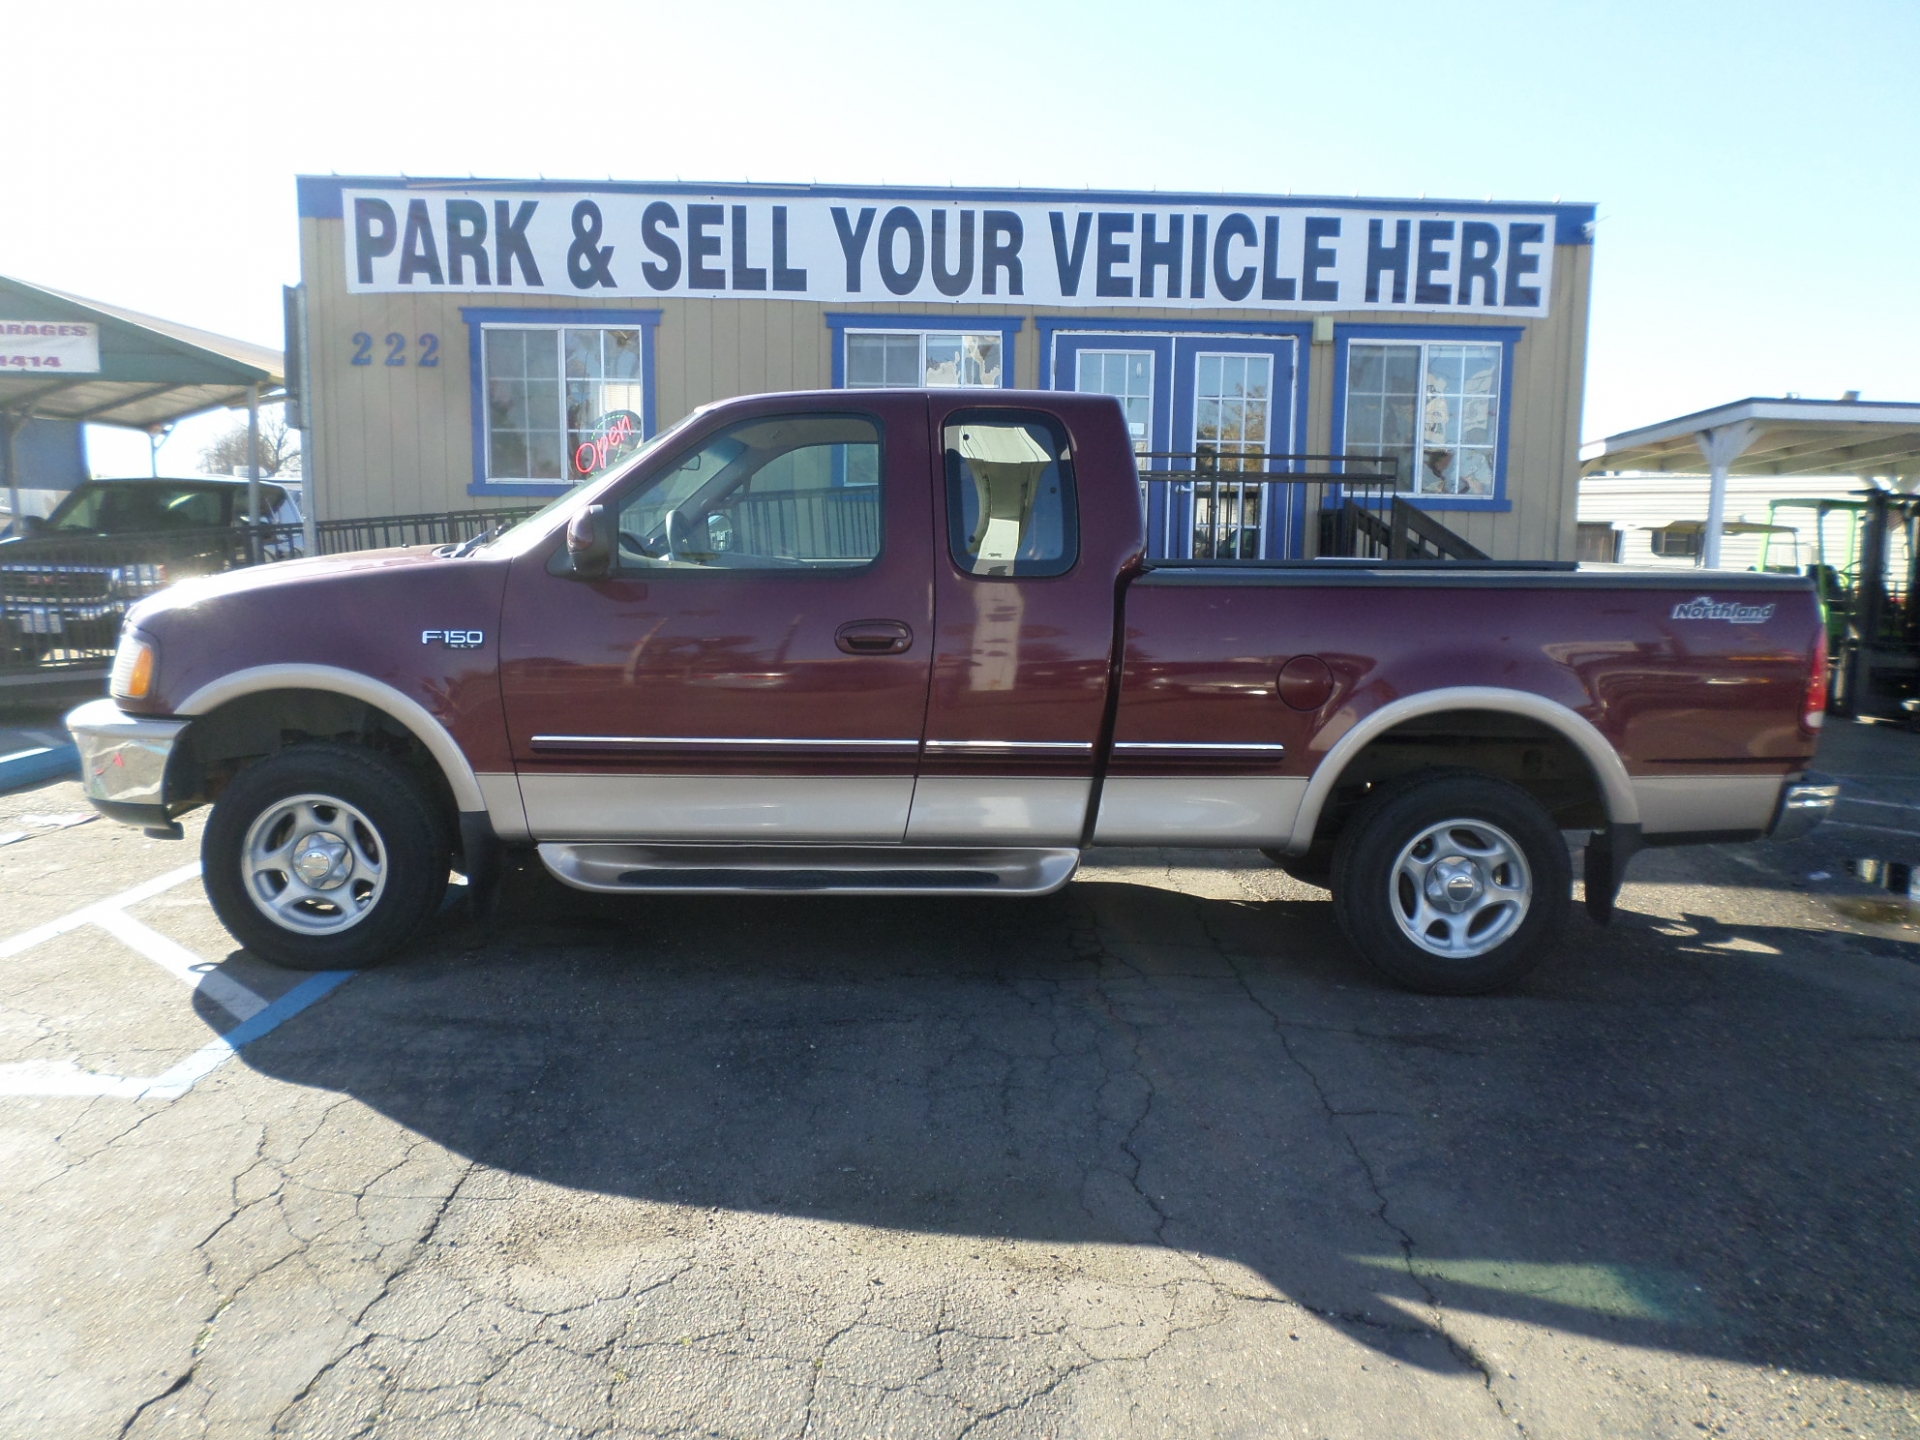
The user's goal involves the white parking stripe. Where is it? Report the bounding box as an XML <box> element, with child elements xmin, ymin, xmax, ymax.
<box><xmin>0</xmin><ymin>970</ymin><xmax>351</xmax><ymax>1100</ymax></box>
<box><xmin>90</xmin><ymin>908</ymin><xmax>267</xmax><ymax>1022</ymax></box>
<box><xmin>0</xmin><ymin>860</ymin><xmax>356</xmax><ymax>1101</ymax></box>
<box><xmin>0</xmin><ymin>862</ymin><xmax>204</xmax><ymax>959</ymax></box>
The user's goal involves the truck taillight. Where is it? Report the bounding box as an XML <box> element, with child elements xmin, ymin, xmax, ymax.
<box><xmin>1802</xmin><ymin>628</ymin><xmax>1828</xmax><ymax>732</ymax></box>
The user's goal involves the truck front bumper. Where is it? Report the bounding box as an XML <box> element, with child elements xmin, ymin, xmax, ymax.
<box><xmin>1771</xmin><ymin>771</ymin><xmax>1839</xmax><ymax>842</ymax></box>
<box><xmin>65</xmin><ymin>697</ymin><xmax>189</xmax><ymax>829</ymax></box>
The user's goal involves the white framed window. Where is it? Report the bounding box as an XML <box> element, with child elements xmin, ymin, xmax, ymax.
<box><xmin>483</xmin><ymin>325</ymin><xmax>644</xmax><ymax>484</ymax></box>
<box><xmin>1343</xmin><ymin>340</ymin><xmax>1501</xmax><ymax>496</ymax></box>
<box><xmin>845</xmin><ymin>331</ymin><xmax>1002</xmax><ymax>389</ymax></box>
<box><xmin>1074</xmin><ymin>350</ymin><xmax>1154</xmax><ymax>455</ymax></box>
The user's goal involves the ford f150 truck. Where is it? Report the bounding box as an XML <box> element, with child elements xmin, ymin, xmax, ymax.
<box><xmin>66</xmin><ymin>389</ymin><xmax>1837</xmax><ymax>993</ymax></box>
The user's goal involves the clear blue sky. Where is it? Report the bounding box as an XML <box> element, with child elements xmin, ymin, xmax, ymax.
<box><xmin>5</xmin><ymin>0</ymin><xmax>1913</xmax><ymax>474</ymax></box>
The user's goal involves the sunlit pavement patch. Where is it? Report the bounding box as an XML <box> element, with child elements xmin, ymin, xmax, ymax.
<box><xmin>1350</xmin><ymin>1254</ymin><xmax>1719</xmax><ymax>1325</ymax></box>
<box><xmin>0</xmin><ymin>861</ymin><xmax>352</xmax><ymax>1100</ymax></box>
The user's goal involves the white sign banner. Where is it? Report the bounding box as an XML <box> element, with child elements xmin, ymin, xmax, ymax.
<box><xmin>340</xmin><ymin>189</ymin><xmax>1556</xmax><ymax>318</ymax></box>
<box><xmin>0</xmin><ymin>321</ymin><xmax>100</xmax><ymax>374</ymax></box>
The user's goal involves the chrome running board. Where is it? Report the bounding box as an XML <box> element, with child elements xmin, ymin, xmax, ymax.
<box><xmin>536</xmin><ymin>843</ymin><xmax>1081</xmax><ymax>897</ymax></box>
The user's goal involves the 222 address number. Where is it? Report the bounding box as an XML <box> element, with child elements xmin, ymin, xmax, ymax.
<box><xmin>351</xmin><ymin>332</ymin><xmax>439</xmax><ymax>367</ymax></box>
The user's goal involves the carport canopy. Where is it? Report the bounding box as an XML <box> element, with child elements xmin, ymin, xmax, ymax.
<box><xmin>1</xmin><ymin>273</ymin><xmax>285</xmax><ymax>525</ymax></box>
<box><xmin>1580</xmin><ymin>396</ymin><xmax>1920</xmax><ymax>568</ymax></box>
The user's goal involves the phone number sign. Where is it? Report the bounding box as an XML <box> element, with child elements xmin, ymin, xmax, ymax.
<box><xmin>0</xmin><ymin>321</ymin><xmax>101</xmax><ymax>373</ymax></box>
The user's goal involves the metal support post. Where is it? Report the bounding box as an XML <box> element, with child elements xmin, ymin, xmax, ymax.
<box><xmin>246</xmin><ymin>384</ymin><xmax>261</xmax><ymax>565</ymax></box>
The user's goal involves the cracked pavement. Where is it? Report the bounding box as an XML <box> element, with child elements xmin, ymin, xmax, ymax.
<box><xmin>4</xmin><ymin>733</ymin><xmax>1920</xmax><ymax>1438</ymax></box>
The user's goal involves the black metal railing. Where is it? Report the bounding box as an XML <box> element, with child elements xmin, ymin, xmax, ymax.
<box><xmin>1</xmin><ymin>507</ymin><xmax>538</xmax><ymax>682</ymax></box>
<box><xmin>1134</xmin><ymin>452</ymin><xmax>1477</xmax><ymax>561</ymax></box>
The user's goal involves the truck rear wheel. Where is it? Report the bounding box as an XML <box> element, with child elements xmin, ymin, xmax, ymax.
<box><xmin>202</xmin><ymin>744</ymin><xmax>450</xmax><ymax>971</ymax></box>
<box><xmin>1329</xmin><ymin>771</ymin><xmax>1568</xmax><ymax>995</ymax></box>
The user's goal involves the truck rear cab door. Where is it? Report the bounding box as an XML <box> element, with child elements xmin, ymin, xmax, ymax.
<box><xmin>908</xmin><ymin>397</ymin><xmax>1140</xmax><ymax>845</ymax></box>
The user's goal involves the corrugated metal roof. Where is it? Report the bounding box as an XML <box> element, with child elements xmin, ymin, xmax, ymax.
<box><xmin>1581</xmin><ymin>397</ymin><xmax>1920</xmax><ymax>480</ymax></box>
<box><xmin>0</xmin><ymin>275</ymin><xmax>282</xmax><ymax>430</ymax></box>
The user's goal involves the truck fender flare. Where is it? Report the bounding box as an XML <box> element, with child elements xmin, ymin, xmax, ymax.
<box><xmin>1286</xmin><ymin>685</ymin><xmax>1639</xmax><ymax>852</ymax></box>
<box><xmin>174</xmin><ymin>663</ymin><xmax>488</xmax><ymax>814</ymax></box>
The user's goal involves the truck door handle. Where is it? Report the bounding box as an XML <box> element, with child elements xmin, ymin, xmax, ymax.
<box><xmin>836</xmin><ymin>619</ymin><xmax>913</xmax><ymax>655</ymax></box>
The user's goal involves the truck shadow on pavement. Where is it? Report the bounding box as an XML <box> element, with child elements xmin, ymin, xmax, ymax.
<box><xmin>224</xmin><ymin>859</ymin><xmax>1920</xmax><ymax>1387</ymax></box>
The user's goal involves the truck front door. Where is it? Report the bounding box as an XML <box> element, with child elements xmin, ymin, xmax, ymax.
<box><xmin>499</xmin><ymin>395</ymin><xmax>934</xmax><ymax>842</ymax></box>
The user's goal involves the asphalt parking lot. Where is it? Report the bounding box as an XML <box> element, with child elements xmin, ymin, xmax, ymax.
<box><xmin>3</xmin><ymin>720</ymin><xmax>1919</xmax><ymax>1439</ymax></box>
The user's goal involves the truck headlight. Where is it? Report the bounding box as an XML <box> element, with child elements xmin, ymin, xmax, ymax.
<box><xmin>110</xmin><ymin>631</ymin><xmax>155</xmax><ymax>701</ymax></box>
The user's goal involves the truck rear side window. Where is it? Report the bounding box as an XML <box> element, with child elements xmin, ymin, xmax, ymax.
<box><xmin>614</xmin><ymin>414</ymin><xmax>882</xmax><ymax>570</ymax></box>
<box><xmin>943</xmin><ymin>412</ymin><xmax>1079</xmax><ymax>579</ymax></box>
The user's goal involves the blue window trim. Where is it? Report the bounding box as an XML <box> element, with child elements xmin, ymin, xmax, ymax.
<box><xmin>824</xmin><ymin>312</ymin><xmax>1025</xmax><ymax>389</ymax></box>
<box><xmin>1036</xmin><ymin>316</ymin><xmax>1313</xmax><ymax>481</ymax></box>
<box><xmin>459</xmin><ymin>307</ymin><xmax>660</xmax><ymax>498</ymax></box>
<box><xmin>1329</xmin><ymin>322</ymin><xmax>1523</xmax><ymax>513</ymax></box>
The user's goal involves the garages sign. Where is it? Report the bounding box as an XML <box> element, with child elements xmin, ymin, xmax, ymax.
<box><xmin>0</xmin><ymin>321</ymin><xmax>100</xmax><ymax>373</ymax></box>
<box><xmin>341</xmin><ymin>189</ymin><xmax>1558</xmax><ymax>318</ymax></box>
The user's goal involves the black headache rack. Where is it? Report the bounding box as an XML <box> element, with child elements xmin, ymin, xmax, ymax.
<box><xmin>1135</xmin><ymin>452</ymin><xmax>1494</xmax><ymax>563</ymax></box>
<box><xmin>0</xmin><ymin>506</ymin><xmax>539</xmax><ymax>686</ymax></box>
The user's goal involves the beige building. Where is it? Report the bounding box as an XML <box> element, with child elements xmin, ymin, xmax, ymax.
<box><xmin>293</xmin><ymin>177</ymin><xmax>1595</xmax><ymax>559</ymax></box>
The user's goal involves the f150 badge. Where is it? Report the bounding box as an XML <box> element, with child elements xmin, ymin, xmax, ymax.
<box><xmin>1670</xmin><ymin>597</ymin><xmax>1775</xmax><ymax>624</ymax></box>
<box><xmin>422</xmin><ymin>629</ymin><xmax>485</xmax><ymax>648</ymax></box>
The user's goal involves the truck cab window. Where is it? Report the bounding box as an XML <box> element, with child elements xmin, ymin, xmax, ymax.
<box><xmin>614</xmin><ymin>414</ymin><xmax>882</xmax><ymax>570</ymax></box>
<box><xmin>943</xmin><ymin>413</ymin><xmax>1079</xmax><ymax>579</ymax></box>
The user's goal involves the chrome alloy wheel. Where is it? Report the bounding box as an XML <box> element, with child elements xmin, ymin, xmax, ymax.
<box><xmin>1388</xmin><ymin>817</ymin><xmax>1533</xmax><ymax>959</ymax></box>
<box><xmin>241</xmin><ymin>792</ymin><xmax>388</xmax><ymax>935</ymax></box>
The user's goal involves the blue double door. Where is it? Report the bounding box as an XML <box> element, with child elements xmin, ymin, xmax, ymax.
<box><xmin>1052</xmin><ymin>331</ymin><xmax>1302</xmax><ymax>559</ymax></box>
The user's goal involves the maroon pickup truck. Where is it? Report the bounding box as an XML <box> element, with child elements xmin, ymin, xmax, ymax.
<box><xmin>67</xmin><ymin>389</ymin><xmax>1835</xmax><ymax>994</ymax></box>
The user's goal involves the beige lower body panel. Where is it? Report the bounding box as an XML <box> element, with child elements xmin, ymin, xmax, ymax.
<box><xmin>905</xmin><ymin>776</ymin><xmax>1092</xmax><ymax>845</ymax></box>
<box><xmin>1633</xmin><ymin>775</ymin><xmax>1782</xmax><ymax>836</ymax></box>
<box><xmin>475</xmin><ymin>772</ymin><xmax>530</xmax><ymax>841</ymax></box>
<box><xmin>1092</xmin><ymin>776</ymin><xmax>1308</xmax><ymax>847</ymax></box>
<box><xmin>518</xmin><ymin>774</ymin><xmax>914</xmax><ymax>842</ymax></box>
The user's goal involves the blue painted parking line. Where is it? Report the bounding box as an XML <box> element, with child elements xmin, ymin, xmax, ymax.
<box><xmin>0</xmin><ymin>863</ymin><xmax>356</xmax><ymax>1101</ymax></box>
<box><xmin>0</xmin><ymin>741</ymin><xmax>79</xmax><ymax>792</ymax></box>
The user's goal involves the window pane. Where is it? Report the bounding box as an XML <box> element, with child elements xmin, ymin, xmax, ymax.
<box><xmin>524</xmin><ymin>330</ymin><xmax>559</xmax><ymax>378</ymax></box>
<box><xmin>606</xmin><ymin>330</ymin><xmax>642</xmax><ymax>379</ymax></box>
<box><xmin>1244</xmin><ymin>357</ymin><xmax>1271</xmax><ymax>400</ymax></box>
<box><xmin>943</xmin><ymin>413</ymin><xmax>1078</xmax><ymax>579</ymax></box>
<box><xmin>925</xmin><ymin>336</ymin><xmax>962</xmax><ymax>386</ymax></box>
<box><xmin>882</xmin><ymin>335</ymin><xmax>919</xmax><ymax>387</ymax></box>
<box><xmin>847</xmin><ymin>335</ymin><xmax>886</xmax><ymax>387</ymax></box>
<box><xmin>1348</xmin><ymin>344</ymin><xmax>1384</xmax><ymax>394</ymax></box>
<box><xmin>965</xmin><ymin>336</ymin><xmax>1001</xmax><ymax>387</ymax></box>
<box><xmin>529</xmin><ymin>431</ymin><xmax>563</xmax><ymax>481</ymax></box>
<box><xmin>564</xmin><ymin>329</ymin><xmax>600</xmax><ymax>379</ymax></box>
<box><xmin>485</xmin><ymin>328</ymin><xmax>524</xmax><ymax>374</ymax></box>
<box><xmin>1197</xmin><ymin>354</ymin><xmax>1221</xmax><ymax>397</ymax></box>
<box><xmin>617</xmin><ymin>415</ymin><xmax>882</xmax><ymax>568</ymax></box>
<box><xmin>490</xmin><ymin>431</ymin><xmax>527</xmax><ymax>479</ymax></box>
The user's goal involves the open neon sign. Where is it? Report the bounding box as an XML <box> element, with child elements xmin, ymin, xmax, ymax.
<box><xmin>572</xmin><ymin>409</ymin><xmax>643</xmax><ymax>478</ymax></box>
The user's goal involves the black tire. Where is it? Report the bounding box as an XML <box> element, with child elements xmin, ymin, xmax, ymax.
<box><xmin>202</xmin><ymin>743</ymin><xmax>451</xmax><ymax>970</ymax></box>
<box><xmin>1329</xmin><ymin>769</ymin><xmax>1569</xmax><ymax>995</ymax></box>
<box><xmin>1261</xmin><ymin>843</ymin><xmax>1333</xmax><ymax>890</ymax></box>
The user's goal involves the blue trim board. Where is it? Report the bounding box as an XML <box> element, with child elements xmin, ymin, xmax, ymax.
<box><xmin>824</xmin><ymin>313</ymin><xmax>1025</xmax><ymax>390</ymax></box>
<box><xmin>298</xmin><ymin>176</ymin><xmax>1596</xmax><ymax>246</ymax></box>
<box><xmin>459</xmin><ymin>307</ymin><xmax>661</xmax><ymax>498</ymax></box>
<box><xmin>0</xmin><ymin>742</ymin><xmax>79</xmax><ymax>793</ymax></box>
<box><xmin>1327</xmin><ymin>323</ymin><xmax>1523</xmax><ymax>513</ymax></box>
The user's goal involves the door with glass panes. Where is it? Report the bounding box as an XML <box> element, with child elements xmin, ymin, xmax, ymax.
<box><xmin>1169</xmin><ymin>336</ymin><xmax>1299</xmax><ymax>559</ymax></box>
<box><xmin>1058</xmin><ymin>332</ymin><xmax>1300</xmax><ymax>558</ymax></box>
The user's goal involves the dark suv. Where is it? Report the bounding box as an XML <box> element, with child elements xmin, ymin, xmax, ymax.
<box><xmin>2</xmin><ymin>476</ymin><xmax>300</xmax><ymax>662</ymax></box>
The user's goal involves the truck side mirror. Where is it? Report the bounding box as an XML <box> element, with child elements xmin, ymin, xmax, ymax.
<box><xmin>564</xmin><ymin>503</ymin><xmax>613</xmax><ymax>579</ymax></box>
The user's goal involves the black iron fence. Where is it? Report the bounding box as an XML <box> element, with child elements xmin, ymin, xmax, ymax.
<box><xmin>1</xmin><ymin>507</ymin><xmax>537</xmax><ymax>683</ymax></box>
<box><xmin>1136</xmin><ymin>453</ymin><xmax>1484</xmax><ymax>561</ymax></box>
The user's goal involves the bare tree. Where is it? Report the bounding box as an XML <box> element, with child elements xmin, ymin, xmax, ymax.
<box><xmin>200</xmin><ymin>410</ymin><xmax>301</xmax><ymax>477</ymax></box>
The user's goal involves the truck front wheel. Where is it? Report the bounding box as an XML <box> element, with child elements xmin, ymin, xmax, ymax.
<box><xmin>1329</xmin><ymin>771</ymin><xmax>1569</xmax><ymax>995</ymax></box>
<box><xmin>202</xmin><ymin>744</ymin><xmax>451</xmax><ymax>970</ymax></box>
